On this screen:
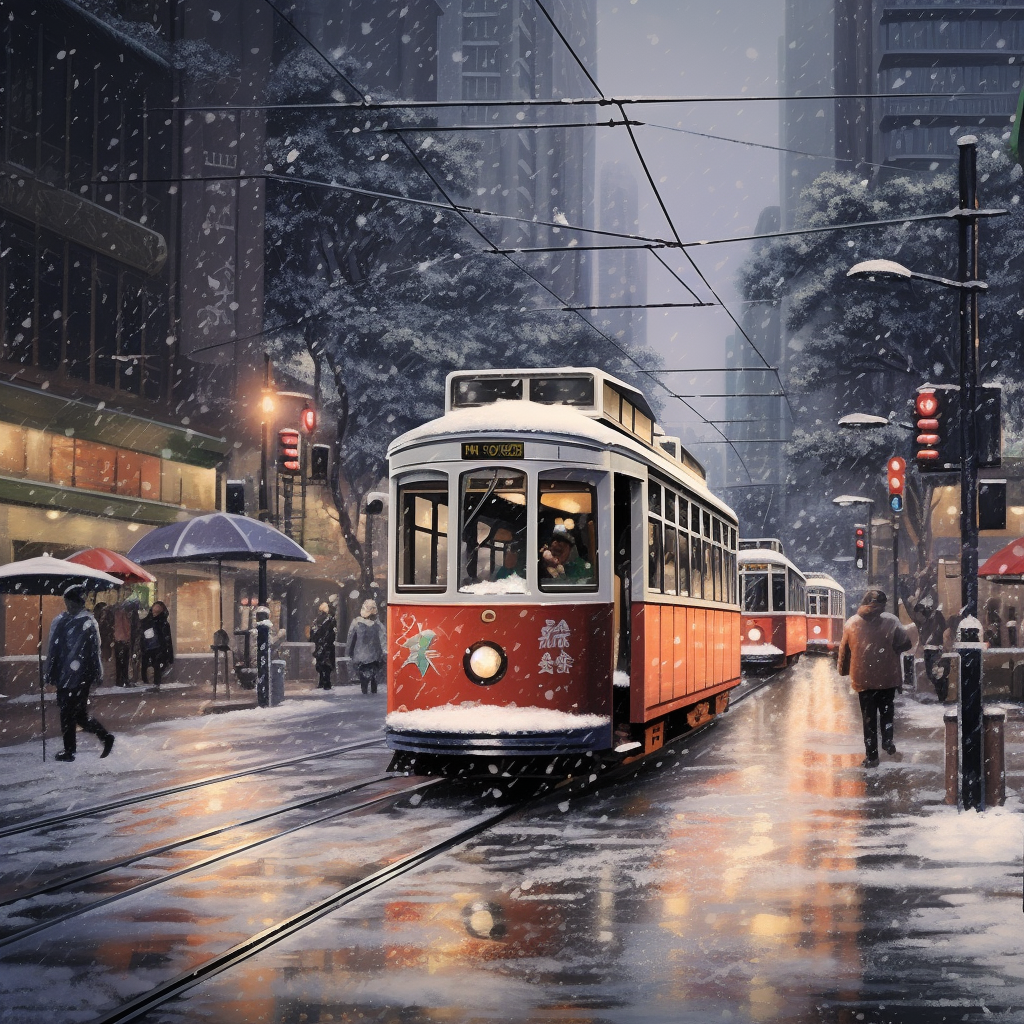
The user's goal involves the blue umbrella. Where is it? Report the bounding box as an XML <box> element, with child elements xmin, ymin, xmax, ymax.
<box><xmin>126</xmin><ymin>513</ymin><xmax>314</xmax><ymax>565</ymax></box>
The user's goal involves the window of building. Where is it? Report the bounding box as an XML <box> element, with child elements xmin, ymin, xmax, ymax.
<box><xmin>398</xmin><ymin>475</ymin><xmax>449</xmax><ymax>591</ymax></box>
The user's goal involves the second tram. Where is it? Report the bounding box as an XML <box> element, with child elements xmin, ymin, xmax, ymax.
<box><xmin>804</xmin><ymin>571</ymin><xmax>847</xmax><ymax>656</ymax></box>
<box><xmin>384</xmin><ymin>367</ymin><xmax>742</xmax><ymax>778</ymax></box>
<box><xmin>738</xmin><ymin>539</ymin><xmax>808</xmax><ymax>671</ymax></box>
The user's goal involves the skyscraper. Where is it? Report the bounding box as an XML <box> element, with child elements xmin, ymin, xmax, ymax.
<box><xmin>596</xmin><ymin>162</ymin><xmax>647</xmax><ymax>351</ymax></box>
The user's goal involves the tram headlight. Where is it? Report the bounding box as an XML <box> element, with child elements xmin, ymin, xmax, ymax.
<box><xmin>464</xmin><ymin>641</ymin><xmax>507</xmax><ymax>685</ymax></box>
<box><xmin>747</xmin><ymin>627</ymin><xmax>762</xmax><ymax>643</ymax></box>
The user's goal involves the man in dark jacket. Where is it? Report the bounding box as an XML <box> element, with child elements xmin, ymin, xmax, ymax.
<box><xmin>311</xmin><ymin>603</ymin><xmax>337</xmax><ymax>689</ymax></box>
<box><xmin>837</xmin><ymin>589</ymin><xmax>912</xmax><ymax>768</ymax></box>
<box><xmin>47</xmin><ymin>584</ymin><xmax>114</xmax><ymax>762</ymax></box>
<box><xmin>139</xmin><ymin>601</ymin><xmax>174</xmax><ymax>688</ymax></box>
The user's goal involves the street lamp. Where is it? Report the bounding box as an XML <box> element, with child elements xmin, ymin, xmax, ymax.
<box><xmin>846</xmin><ymin>136</ymin><xmax>1007</xmax><ymax>811</ymax></box>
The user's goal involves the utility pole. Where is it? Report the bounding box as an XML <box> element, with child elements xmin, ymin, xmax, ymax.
<box><xmin>955</xmin><ymin>135</ymin><xmax>984</xmax><ymax>811</ymax></box>
<box><xmin>258</xmin><ymin>353</ymin><xmax>272</xmax><ymax>526</ymax></box>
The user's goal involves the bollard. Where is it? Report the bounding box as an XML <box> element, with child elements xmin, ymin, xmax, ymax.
<box><xmin>255</xmin><ymin>607</ymin><xmax>272</xmax><ymax>709</ymax></box>
<box><xmin>270</xmin><ymin>659</ymin><xmax>286</xmax><ymax>707</ymax></box>
<box><xmin>983</xmin><ymin>706</ymin><xmax>1006</xmax><ymax>808</ymax></box>
<box><xmin>955</xmin><ymin>619</ymin><xmax>985</xmax><ymax>811</ymax></box>
<box><xmin>944</xmin><ymin>708</ymin><xmax>958</xmax><ymax>806</ymax></box>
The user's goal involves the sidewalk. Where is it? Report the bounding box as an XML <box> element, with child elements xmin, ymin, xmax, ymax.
<box><xmin>0</xmin><ymin>675</ymin><xmax>359</xmax><ymax>749</ymax></box>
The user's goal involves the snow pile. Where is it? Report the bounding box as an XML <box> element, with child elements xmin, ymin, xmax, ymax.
<box><xmin>613</xmin><ymin>670</ymin><xmax>630</xmax><ymax>688</ymax></box>
<box><xmin>459</xmin><ymin>577</ymin><xmax>530</xmax><ymax>595</ymax></box>
<box><xmin>386</xmin><ymin>704</ymin><xmax>609</xmax><ymax>734</ymax></box>
<box><xmin>904</xmin><ymin>804</ymin><xmax>1022</xmax><ymax>865</ymax></box>
<box><xmin>741</xmin><ymin>643</ymin><xmax>783</xmax><ymax>657</ymax></box>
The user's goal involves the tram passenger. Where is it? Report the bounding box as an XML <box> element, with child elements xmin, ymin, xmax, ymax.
<box><xmin>494</xmin><ymin>542</ymin><xmax>524</xmax><ymax>580</ymax></box>
<box><xmin>539</xmin><ymin>524</ymin><xmax>594</xmax><ymax>585</ymax></box>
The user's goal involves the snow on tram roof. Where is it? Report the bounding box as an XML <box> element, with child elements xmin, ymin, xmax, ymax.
<box><xmin>390</xmin><ymin>400</ymin><xmax>737</xmax><ymax>520</ymax></box>
<box><xmin>804</xmin><ymin>571</ymin><xmax>845</xmax><ymax>592</ymax></box>
<box><xmin>737</xmin><ymin>547</ymin><xmax>805</xmax><ymax>574</ymax></box>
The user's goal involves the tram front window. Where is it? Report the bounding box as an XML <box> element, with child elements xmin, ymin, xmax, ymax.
<box><xmin>459</xmin><ymin>469</ymin><xmax>528</xmax><ymax>593</ymax></box>
<box><xmin>538</xmin><ymin>479</ymin><xmax>598</xmax><ymax>591</ymax></box>
<box><xmin>397</xmin><ymin>476</ymin><xmax>449</xmax><ymax>591</ymax></box>
<box><xmin>742</xmin><ymin>571</ymin><xmax>769</xmax><ymax>613</ymax></box>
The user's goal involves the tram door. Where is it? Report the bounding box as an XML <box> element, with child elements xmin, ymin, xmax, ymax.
<box><xmin>613</xmin><ymin>474</ymin><xmax>641</xmax><ymax>736</ymax></box>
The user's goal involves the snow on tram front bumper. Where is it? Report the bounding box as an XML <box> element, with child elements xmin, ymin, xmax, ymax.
<box><xmin>385</xmin><ymin>705</ymin><xmax>612</xmax><ymax>756</ymax></box>
<box><xmin>740</xmin><ymin>643</ymin><xmax>784</xmax><ymax>665</ymax></box>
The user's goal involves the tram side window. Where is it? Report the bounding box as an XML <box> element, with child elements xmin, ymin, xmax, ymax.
<box><xmin>398</xmin><ymin>477</ymin><xmax>449</xmax><ymax>590</ymax></box>
<box><xmin>771</xmin><ymin>570</ymin><xmax>787</xmax><ymax>612</ymax></box>
<box><xmin>743</xmin><ymin>571</ymin><xmax>769</xmax><ymax>612</ymax></box>
<box><xmin>648</xmin><ymin>519</ymin><xmax>663</xmax><ymax>592</ymax></box>
<box><xmin>788</xmin><ymin>569</ymin><xmax>805</xmax><ymax>612</ymax></box>
<box><xmin>538</xmin><ymin>477</ymin><xmax>598</xmax><ymax>591</ymax></box>
<box><xmin>458</xmin><ymin>469</ymin><xmax>528</xmax><ymax>593</ymax></box>
<box><xmin>691</xmin><ymin>525</ymin><xmax>704</xmax><ymax>599</ymax></box>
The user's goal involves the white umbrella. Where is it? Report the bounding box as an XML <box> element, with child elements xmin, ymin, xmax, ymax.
<box><xmin>0</xmin><ymin>556</ymin><xmax>122</xmax><ymax>761</ymax></box>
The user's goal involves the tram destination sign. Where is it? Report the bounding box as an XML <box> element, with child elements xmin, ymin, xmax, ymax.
<box><xmin>461</xmin><ymin>441</ymin><xmax>524</xmax><ymax>460</ymax></box>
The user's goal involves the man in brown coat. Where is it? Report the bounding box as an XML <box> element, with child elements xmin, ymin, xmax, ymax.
<box><xmin>837</xmin><ymin>589</ymin><xmax>913</xmax><ymax>768</ymax></box>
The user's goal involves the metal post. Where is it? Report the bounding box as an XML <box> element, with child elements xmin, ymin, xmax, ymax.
<box><xmin>956</xmin><ymin>135</ymin><xmax>983</xmax><ymax>810</ymax></box>
<box><xmin>255</xmin><ymin>609</ymin><xmax>271</xmax><ymax>709</ymax></box>
<box><xmin>892</xmin><ymin>516</ymin><xmax>899</xmax><ymax>611</ymax></box>
<box><xmin>258</xmin><ymin>353</ymin><xmax>271</xmax><ymax>523</ymax></box>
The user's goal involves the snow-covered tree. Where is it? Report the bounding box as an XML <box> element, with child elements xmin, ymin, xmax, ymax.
<box><xmin>739</xmin><ymin>138</ymin><xmax>1024</xmax><ymax>602</ymax></box>
<box><xmin>263</xmin><ymin>46</ymin><xmax>655</xmax><ymax>582</ymax></box>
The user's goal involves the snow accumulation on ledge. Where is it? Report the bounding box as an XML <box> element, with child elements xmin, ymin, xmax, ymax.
<box><xmin>741</xmin><ymin>644</ymin><xmax>783</xmax><ymax>657</ymax></box>
<box><xmin>386</xmin><ymin>704</ymin><xmax>610</xmax><ymax>735</ymax></box>
<box><xmin>459</xmin><ymin>577</ymin><xmax>530</xmax><ymax>596</ymax></box>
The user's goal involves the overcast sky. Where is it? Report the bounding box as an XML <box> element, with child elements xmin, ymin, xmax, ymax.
<box><xmin>593</xmin><ymin>0</ymin><xmax>786</xmax><ymax>457</ymax></box>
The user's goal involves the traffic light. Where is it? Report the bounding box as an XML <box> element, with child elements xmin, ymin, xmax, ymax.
<box><xmin>854</xmin><ymin>524</ymin><xmax>868</xmax><ymax>571</ymax></box>
<box><xmin>309</xmin><ymin>443</ymin><xmax>330</xmax><ymax>482</ymax></box>
<box><xmin>300</xmin><ymin>405</ymin><xmax>317</xmax><ymax>435</ymax></box>
<box><xmin>914</xmin><ymin>385</ymin><xmax>959</xmax><ymax>472</ymax></box>
<box><xmin>277</xmin><ymin>428</ymin><xmax>301</xmax><ymax>474</ymax></box>
<box><xmin>887</xmin><ymin>456</ymin><xmax>906</xmax><ymax>513</ymax></box>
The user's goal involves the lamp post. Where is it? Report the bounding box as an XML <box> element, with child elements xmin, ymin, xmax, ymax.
<box><xmin>846</xmin><ymin>135</ymin><xmax>1007</xmax><ymax>810</ymax></box>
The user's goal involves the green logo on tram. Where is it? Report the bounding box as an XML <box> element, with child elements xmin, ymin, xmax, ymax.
<box><xmin>461</xmin><ymin>441</ymin><xmax>524</xmax><ymax>460</ymax></box>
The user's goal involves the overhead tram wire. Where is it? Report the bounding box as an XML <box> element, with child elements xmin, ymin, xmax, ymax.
<box><xmin>253</xmin><ymin>0</ymin><xmax>758</xmax><ymax>480</ymax></box>
<box><xmin>166</xmin><ymin>90</ymin><xmax>1017</xmax><ymax>113</ymax></box>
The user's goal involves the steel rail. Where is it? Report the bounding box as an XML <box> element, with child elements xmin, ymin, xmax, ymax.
<box><xmin>0</xmin><ymin>734</ymin><xmax>384</xmax><ymax>840</ymax></box>
<box><xmin>0</xmin><ymin>774</ymin><xmax>394</xmax><ymax>909</ymax></box>
<box><xmin>0</xmin><ymin>777</ymin><xmax>439</xmax><ymax>952</ymax></box>
<box><xmin>83</xmin><ymin>670</ymin><xmax>783</xmax><ymax>1023</ymax></box>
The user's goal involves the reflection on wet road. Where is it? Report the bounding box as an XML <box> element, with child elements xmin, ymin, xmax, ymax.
<box><xmin>2</xmin><ymin>661</ymin><xmax>1021</xmax><ymax>1023</ymax></box>
<box><xmin>148</xmin><ymin>658</ymin><xmax>1023</xmax><ymax>1024</ymax></box>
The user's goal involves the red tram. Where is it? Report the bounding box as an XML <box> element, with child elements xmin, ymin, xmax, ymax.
<box><xmin>804</xmin><ymin>571</ymin><xmax>846</xmax><ymax>656</ymax></box>
<box><xmin>738</xmin><ymin>540</ymin><xmax>807</xmax><ymax>671</ymax></box>
<box><xmin>384</xmin><ymin>367</ymin><xmax>741</xmax><ymax>777</ymax></box>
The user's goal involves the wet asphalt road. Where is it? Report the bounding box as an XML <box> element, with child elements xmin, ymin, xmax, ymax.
<box><xmin>1</xmin><ymin>661</ymin><xmax>1022</xmax><ymax>1024</ymax></box>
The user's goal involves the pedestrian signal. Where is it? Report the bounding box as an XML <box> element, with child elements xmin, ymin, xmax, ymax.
<box><xmin>887</xmin><ymin>456</ymin><xmax>905</xmax><ymax>514</ymax></box>
<box><xmin>854</xmin><ymin>525</ymin><xmax>868</xmax><ymax>571</ymax></box>
<box><xmin>277</xmin><ymin>428</ymin><xmax>301</xmax><ymax>475</ymax></box>
<box><xmin>226</xmin><ymin>480</ymin><xmax>246</xmax><ymax>516</ymax></box>
<box><xmin>309</xmin><ymin>443</ymin><xmax>330</xmax><ymax>482</ymax></box>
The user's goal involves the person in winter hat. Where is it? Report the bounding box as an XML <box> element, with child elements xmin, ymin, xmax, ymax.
<box><xmin>837</xmin><ymin>589</ymin><xmax>912</xmax><ymax>768</ymax></box>
<box><xmin>47</xmin><ymin>584</ymin><xmax>114</xmax><ymax>762</ymax></box>
<box><xmin>139</xmin><ymin>601</ymin><xmax>174</xmax><ymax>688</ymax></box>
<box><xmin>311</xmin><ymin>602</ymin><xmax>337</xmax><ymax>690</ymax></box>
<box><xmin>346</xmin><ymin>599</ymin><xmax>386</xmax><ymax>694</ymax></box>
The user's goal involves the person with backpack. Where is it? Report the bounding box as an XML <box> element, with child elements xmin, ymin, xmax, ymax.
<box><xmin>47</xmin><ymin>584</ymin><xmax>114</xmax><ymax>762</ymax></box>
<box><xmin>139</xmin><ymin>600</ymin><xmax>174</xmax><ymax>688</ymax></box>
<box><xmin>346</xmin><ymin>599</ymin><xmax>386</xmax><ymax>694</ymax></box>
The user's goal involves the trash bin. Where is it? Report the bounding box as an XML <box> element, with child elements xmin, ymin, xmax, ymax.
<box><xmin>270</xmin><ymin>659</ymin><xmax>286</xmax><ymax>707</ymax></box>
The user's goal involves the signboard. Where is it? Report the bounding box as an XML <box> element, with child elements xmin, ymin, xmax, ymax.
<box><xmin>461</xmin><ymin>441</ymin><xmax>524</xmax><ymax>460</ymax></box>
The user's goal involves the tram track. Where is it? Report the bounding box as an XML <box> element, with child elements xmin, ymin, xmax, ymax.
<box><xmin>82</xmin><ymin>695</ymin><xmax>769</xmax><ymax>1024</ymax></box>
<box><xmin>0</xmin><ymin>773</ymin><xmax>437</xmax><ymax>952</ymax></box>
<box><xmin>0</xmin><ymin>733</ymin><xmax>385</xmax><ymax>840</ymax></box>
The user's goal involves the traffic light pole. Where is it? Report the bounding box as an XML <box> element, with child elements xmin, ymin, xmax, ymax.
<box><xmin>258</xmin><ymin>353</ymin><xmax>271</xmax><ymax>526</ymax></box>
<box><xmin>955</xmin><ymin>136</ymin><xmax>984</xmax><ymax>811</ymax></box>
<box><xmin>892</xmin><ymin>516</ymin><xmax>899</xmax><ymax>612</ymax></box>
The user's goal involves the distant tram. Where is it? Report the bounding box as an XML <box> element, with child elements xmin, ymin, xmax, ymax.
<box><xmin>804</xmin><ymin>572</ymin><xmax>846</xmax><ymax>656</ymax></box>
<box><xmin>738</xmin><ymin>539</ymin><xmax>807</xmax><ymax>671</ymax></box>
<box><xmin>384</xmin><ymin>367</ymin><xmax>742</xmax><ymax>779</ymax></box>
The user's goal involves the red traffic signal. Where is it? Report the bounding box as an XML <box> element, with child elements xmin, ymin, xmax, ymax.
<box><xmin>915</xmin><ymin>388</ymin><xmax>942</xmax><ymax>466</ymax></box>
<box><xmin>854</xmin><ymin>525</ymin><xmax>867</xmax><ymax>571</ymax></box>
<box><xmin>277</xmin><ymin>428</ymin><xmax>301</xmax><ymax>474</ymax></box>
<box><xmin>887</xmin><ymin>456</ymin><xmax>906</xmax><ymax>496</ymax></box>
<box><xmin>300</xmin><ymin>405</ymin><xmax>317</xmax><ymax>435</ymax></box>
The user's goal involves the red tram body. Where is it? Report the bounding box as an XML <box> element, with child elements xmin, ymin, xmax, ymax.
<box><xmin>385</xmin><ymin>367</ymin><xmax>741</xmax><ymax>775</ymax></box>
<box><xmin>804</xmin><ymin>572</ymin><xmax>847</xmax><ymax>656</ymax></box>
<box><xmin>738</xmin><ymin>540</ymin><xmax>807</xmax><ymax>671</ymax></box>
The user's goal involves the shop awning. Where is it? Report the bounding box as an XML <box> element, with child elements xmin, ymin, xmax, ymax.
<box><xmin>978</xmin><ymin>538</ymin><xmax>1024</xmax><ymax>581</ymax></box>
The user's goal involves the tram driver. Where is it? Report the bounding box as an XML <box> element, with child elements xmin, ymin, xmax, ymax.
<box><xmin>539</xmin><ymin>524</ymin><xmax>595</xmax><ymax>585</ymax></box>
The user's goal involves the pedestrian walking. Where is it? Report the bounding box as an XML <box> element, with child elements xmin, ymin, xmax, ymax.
<box><xmin>139</xmin><ymin>600</ymin><xmax>174</xmax><ymax>688</ymax></box>
<box><xmin>94</xmin><ymin>601</ymin><xmax>115</xmax><ymax>666</ymax></box>
<box><xmin>346</xmin><ymin>599</ymin><xmax>386</xmax><ymax>694</ymax></box>
<box><xmin>837</xmin><ymin>589</ymin><xmax>913</xmax><ymax>768</ymax></box>
<box><xmin>47</xmin><ymin>584</ymin><xmax>114</xmax><ymax>762</ymax></box>
<box><xmin>311</xmin><ymin>603</ymin><xmax>337</xmax><ymax>690</ymax></box>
